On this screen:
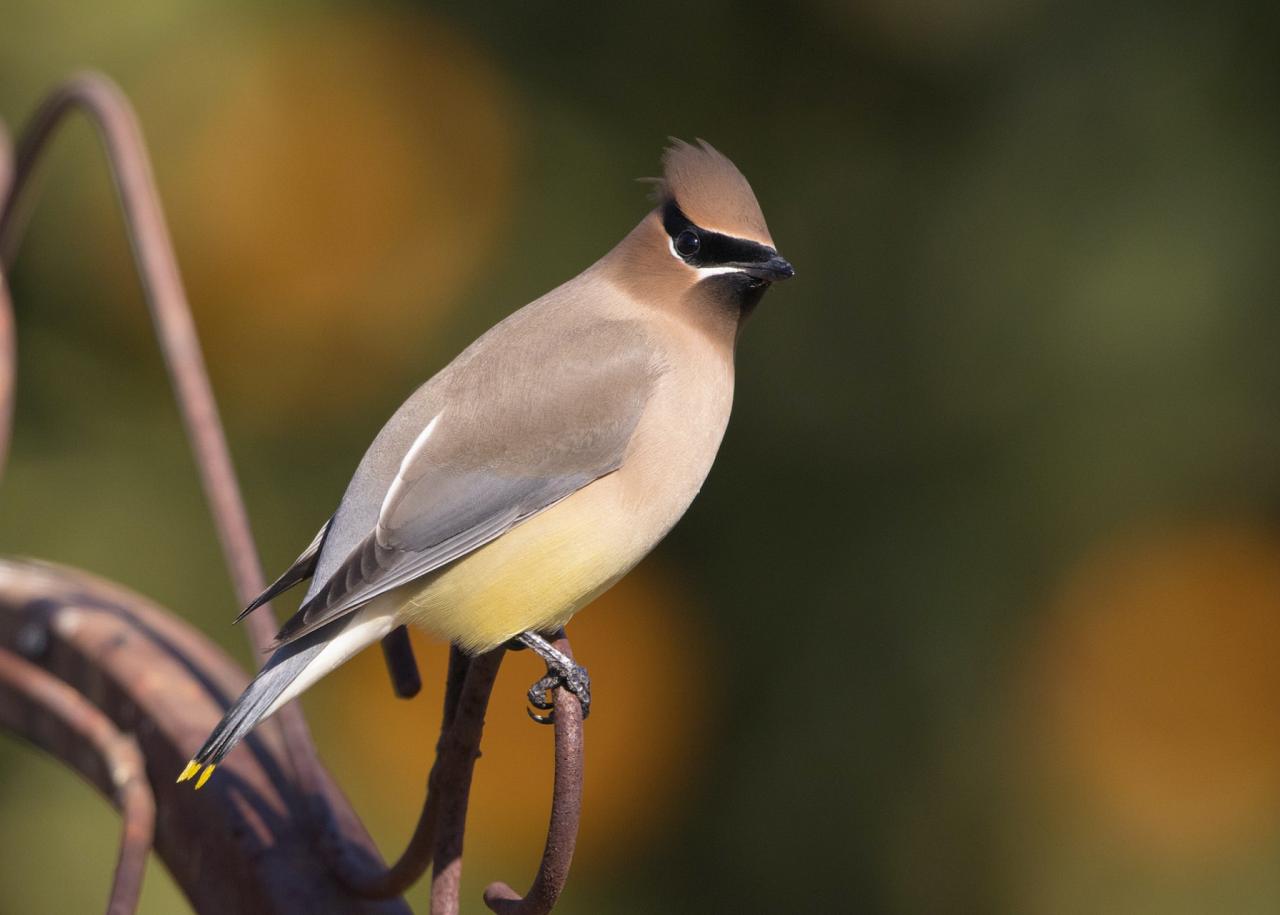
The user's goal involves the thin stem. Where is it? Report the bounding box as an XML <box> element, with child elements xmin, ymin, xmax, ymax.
<box><xmin>381</xmin><ymin>625</ymin><xmax>423</xmax><ymax>699</ymax></box>
<box><xmin>0</xmin><ymin>71</ymin><xmax>384</xmax><ymax>883</ymax></box>
<box><xmin>429</xmin><ymin>648</ymin><xmax>504</xmax><ymax>914</ymax></box>
<box><xmin>1</xmin><ymin>74</ymin><xmax>589</xmax><ymax>913</ymax></box>
<box><xmin>0</xmin><ymin>73</ymin><xmax>275</xmax><ymax>643</ymax></box>
<box><xmin>0</xmin><ymin>119</ymin><xmax>16</xmax><ymax>483</ymax></box>
<box><xmin>483</xmin><ymin>635</ymin><xmax>585</xmax><ymax>915</ymax></box>
<box><xmin>336</xmin><ymin>647</ymin><xmax>473</xmax><ymax>899</ymax></box>
<box><xmin>0</xmin><ymin>647</ymin><xmax>155</xmax><ymax>915</ymax></box>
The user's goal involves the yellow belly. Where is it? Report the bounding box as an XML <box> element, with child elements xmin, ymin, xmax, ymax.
<box><xmin>393</xmin><ymin>478</ymin><xmax>642</xmax><ymax>653</ymax></box>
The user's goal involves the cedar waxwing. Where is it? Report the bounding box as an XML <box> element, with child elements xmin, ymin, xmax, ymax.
<box><xmin>179</xmin><ymin>139</ymin><xmax>793</xmax><ymax>789</ymax></box>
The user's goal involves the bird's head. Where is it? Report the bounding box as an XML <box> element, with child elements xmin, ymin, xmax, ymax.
<box><xmin>607</xmin><ymin>139</ymin><xmax>794</xmax><ymax>326</ymax></box>
<box><xmin>656</xmin><ymin>138</ymin><xmax>793</xmax><ymax>284</ymax></box>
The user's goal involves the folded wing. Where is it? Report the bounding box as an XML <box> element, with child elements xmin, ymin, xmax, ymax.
<box><xmin>271</xmin><ymin>316</ymin><xmax>659</xmax><ymax>646</ymax></box>
<box><xmin>235</xmin><ymin>516</ymin><xmax>332</xmax><ymax>622</ymax></box>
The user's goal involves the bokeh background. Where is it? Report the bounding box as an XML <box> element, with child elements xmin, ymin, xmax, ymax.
<box><xmin>2</xmin><ymin>1</ymin><xmax>1279</xmax><ymax>912</ymax></box>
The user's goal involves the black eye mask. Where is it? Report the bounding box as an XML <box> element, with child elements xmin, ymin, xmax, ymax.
<box><xmin>662</xmin><ymin>201</ymin><xmax>775</xmax><ymax>269</ymax></box>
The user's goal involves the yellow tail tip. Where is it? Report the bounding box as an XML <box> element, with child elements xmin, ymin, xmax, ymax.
<box><xmin>176</xmin><ymin>760</ymin><xmax>201</xmax><ymax>783</ymax></box>
<box><xmin>195</xmin><ymin>764</ymin><xmax>216</xmax><ymax>790</ymax></box>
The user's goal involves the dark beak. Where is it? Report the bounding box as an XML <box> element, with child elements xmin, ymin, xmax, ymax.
<box><xmin>741</xmin><ymin>253</ymin><xmax>795</xmax><ymax>282</ymax></box>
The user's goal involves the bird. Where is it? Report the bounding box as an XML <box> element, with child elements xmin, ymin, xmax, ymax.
<box><xmin>178</xmin><ymin>138</ymin><xmax>793</xmax><ymax>790</ymax></box>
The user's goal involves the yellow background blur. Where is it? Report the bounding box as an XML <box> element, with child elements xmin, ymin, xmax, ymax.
<box><xmin>3</xmin><ymin>1</ymin><xmax>1280</xmax><ymax>912</ymax></box>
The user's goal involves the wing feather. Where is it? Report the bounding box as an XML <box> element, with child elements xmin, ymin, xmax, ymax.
<box><xmin>271</xmin><ymin>315</ymin><xmax>658</xmax><ymax>646</ymax></box>
<box><xmin>235</xmin><ymin>516</ymin><xmax>332</xmax><ymax>623</ymax></box>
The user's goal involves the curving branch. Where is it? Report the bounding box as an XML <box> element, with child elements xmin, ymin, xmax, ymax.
<box><xmin>0</xmin><ymin>73</ymin><xmax>275</xmax><ymax>634</ymax></box>
<box><xmin>0</xmin><ymin>69</ymin><xmax>332</xmax><ymax>780</ymax></box>
<box><xmin>0</xmin><ymin>70</ymin><xmax>393</xmax><ymax>881</ymax></box>
<box><xmin>336</xmin><ymin>640</ymin><xmax>585</xmax><ymax>915</ymax></box>
<box><xmin>0</xmin><ymin>71</ymin><xmax>589</xmax><ymax>914</ymax></box>
<box><xmin>0</xmin><ymin>645</ymin><xmax>154</xmax><ymax>915</ymax></box>
<box><xmin>0</xmin><ymin>121</ymin><xmax>15</xmax><ymax>482</ymax></box>
<box><xmin>482</xmin><ymin>634</ymin><xmax>584</xmax><ymax>915</ymax></box>
<box><xmin>0</xmin><ymin>558</ymin><xmax>407</xmax><ymax>913</ymax></box>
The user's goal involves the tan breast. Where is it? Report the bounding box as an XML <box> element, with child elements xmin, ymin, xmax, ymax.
<box><xmin>395</xmin><ymin>299</ymin><xmax>736</xmax><ymax>653</ymax></box>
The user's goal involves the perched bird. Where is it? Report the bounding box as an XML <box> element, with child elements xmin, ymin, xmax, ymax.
<box><xmin>178</xmin><ymin>139</ymin><xmax>793</xmax><ymax>789</ymax></box>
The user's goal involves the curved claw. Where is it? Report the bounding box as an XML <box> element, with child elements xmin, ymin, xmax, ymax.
<box><xmin>528</xmin><ymin>676</ymin><xmax>557</xmax><ymax>709</ymax></box>
<box><xmin>523</xmin><ymin>666</ymin><xmax>591</xmax><ymax>725</ymax></box>
<box><xmin>526</xmin><ymin>674</ymin><xmax>557</xmax><ymax>724</ymax></box>
<box><xmin>526</xmin><ymin>705</ymin><xmax>555</xmax><ymax>725</ymax></box>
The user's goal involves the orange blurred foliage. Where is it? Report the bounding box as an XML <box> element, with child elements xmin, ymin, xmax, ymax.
<box><xmin>304</xmin><ymin>559</ymin><xmax>715</xmax><ymax>868</ymax></box>
<box><xmin>1031</xmin><ymin>521</ymin><xmax>1280</xmax><ymax>859</ymax></box>
<box><xmin>118</xmin><ymin>8</ymin><xmax>517</xmax><ymax>419</ymax></box>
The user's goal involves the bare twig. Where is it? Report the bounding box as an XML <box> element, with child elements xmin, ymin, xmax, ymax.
<box><xmin>0</xmin><ymin>73</ymin><xmax>272</xmax><ymax>634</ymax></box>
<box><xmin>334</xmin><ymin>646</ymin><xmax>508</xmax><ymax>908</ymax></box>
<box><xmin>430</xmin><ymin>648</ymin><xmax>505</xmax><ymax>914</ymax></box>
<box><xmin>0</xmin><ymin>77</ymin><xmax>421</xmax><ymax>709</ymax></box>
<box><xmin>338</xmin><ymin>639</ymin><xmax>585</xmax><ymax>915</ymax></box>
<box><xmin>335</xmin><ymin>648</ymin><xmax>468</xmax><ymax>900</ymax></box>
<box><xmin>0</xmin><ymin>71</ymin><xmax>392</xmax><ymax>881</ymax></box>
<box><xmin>483</xmin><ymin>635</ymin><xmax>584</xmax><ymax>915</ymax></box>
<box><xmin>0</xmin><ymin>120</ymin><xmax>15</xmax><ymax>483</ymax></box>
<box><xmin>381</xmin><ymin>625</ymin><xmax>423</xmax><ymax>700</ymax></box>
<box><xmin>0</xmin><ymin>72</ymin><xmax>589</xmax><ymax>914</ymax></box>
<box><xmin>0</xmin><ymin>558</ymin><xmax>409</xmax><ymax>914</ymax></box>
<box><xmin>0</xmin><ymin>645</ymin><xmax>154</xmax><ymax>915</ymax></box>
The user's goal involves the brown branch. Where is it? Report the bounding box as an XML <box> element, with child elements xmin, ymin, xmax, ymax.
<box><xmin>429</xmin><ymin>648</ymin><xmax>505</xmax><ymax>914</ymax></box>
<box><xmin>0</xmin><ymin>71</ymin><xmax>395</xmax><ymax>887</ymax></box>
<box><xmin>0</xmin><ymin>73</ymin><xmax>273</xmax><ymax>635</ymax></box>
<box><xmin>0</xmin><ymin>71</ymin><xmax>589</xmax><ymax>914</ymax></box>
<box><xmin>0</xmin><ymin>558</ymin><xmax>409</xmax><ymax>914</ymax></box>
<box><xmin>483</xmin><ymin>635</ymin><xmax>584</xmax><ymax>915</ymax></box>
<box><xmin>0</xmin><ymin>645</ymin><xmax>155</xmax><ymax>915</ymax></box>
<box><xmin>333</xmin><ymin>646</ymin><xmax>463</xmax><ymax>900</ymax></box>
<box><xmin>333</xmin><ymin>646</ymin><xmax>508</xmax><ymax>909</ymax></box>
<box><xmin>0</xmin><ymin>121</ymin><xmax>15</xmax><ymax>483</ymax></box>
<box><xmin>0</xmin><ymin>76</ymin><xmax>422</xmax><ymax>709</ymax></box>
<box><xmin>381</xmin><ymin>625</ymin><xmax>423</xmax><ymax>700</ymax></box>
<box><xmin>337</xmin><ymin>638</ymin><xmax>585</xmax><ymax>914</ymax></box>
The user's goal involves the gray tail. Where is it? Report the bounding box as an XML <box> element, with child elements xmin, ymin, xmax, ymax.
<box><xmin>178</xmin><ymin>634</ymin><xmax>328</xmax><ymax>786</ymax></box>
<box><xmin>199</xmin><ymin>644</ymin><xmax>322</xmax><ymax>763</ymax></box>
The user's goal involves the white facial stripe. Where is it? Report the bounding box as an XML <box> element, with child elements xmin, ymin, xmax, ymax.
<box><xmin>696</xmin><ymin>266</ymin><xmax>743</xmax><ymax>278</ymax></box>
<box><xmin>667</xmin><ymin>236</ymin><xmax>747</xmax><ymax>280</ymax></box>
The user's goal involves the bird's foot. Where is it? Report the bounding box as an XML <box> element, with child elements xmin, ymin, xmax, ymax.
<box><xmin>526</xmin><ymin>664</ymin><xmax>591</xmax><ymax>724</ymax></box>
<box><xmin>516</xmin><ymin>630</ymin><xmax>590</xmax><ymax>724</ymax></box>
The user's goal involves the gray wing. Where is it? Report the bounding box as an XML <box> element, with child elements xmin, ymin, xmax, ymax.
<box><xmin>272</xmin><ymin>314</ymin><xmax>659</xmax><ymax>646</ymax></box>
<box><xmin>235</xmin><ymin>516</ymin><xmax>332</xmax><ymax>622</ymax></box>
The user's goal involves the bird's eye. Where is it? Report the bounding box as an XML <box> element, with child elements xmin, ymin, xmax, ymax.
<box><xmin>675</xmin><ymin>229</ymin><xmax>701</xmax><ymax>258</ymax></box>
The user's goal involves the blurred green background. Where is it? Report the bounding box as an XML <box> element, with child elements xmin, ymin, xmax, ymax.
<box><xmin>2</xmin><ymin>0</ymin><xmax>1280</xmax><ymax>912</ymax></box>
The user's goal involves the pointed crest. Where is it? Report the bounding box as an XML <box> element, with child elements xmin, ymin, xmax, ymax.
<box><xmin>658</xmin><ymin>138</ymin><xmax>772</xmax><ymax>245</ymax></box>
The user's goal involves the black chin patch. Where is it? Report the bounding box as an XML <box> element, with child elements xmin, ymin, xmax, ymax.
<box><xmin>701</xmin><ymin>271</ymin><xmax>770</xmax><ymax>316</ymax></box>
